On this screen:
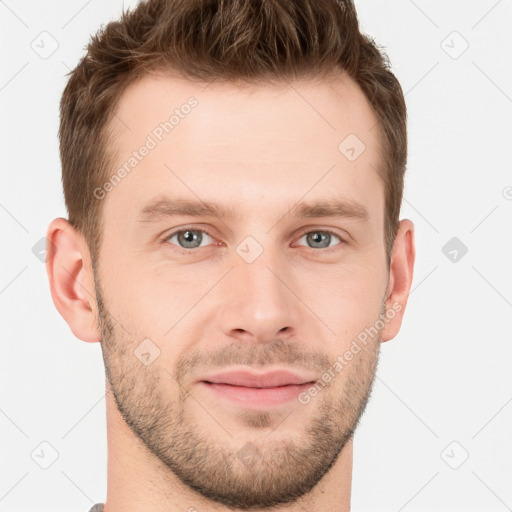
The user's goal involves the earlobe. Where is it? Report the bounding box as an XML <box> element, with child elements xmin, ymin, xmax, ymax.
<box><xmin>45</xmin><ymin>218</ymin><xmax>101</xmax><ymax>343</ymax></box>
<box><xmin>381</xmin><ymin>219</ymin><xmax>416</xmax><ymax>343</ymax></box>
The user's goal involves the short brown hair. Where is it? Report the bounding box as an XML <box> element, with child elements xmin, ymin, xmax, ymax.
<box><xmin>60</xmin><ymin>0</ymin><xmax>407</xmax><ymax>267</ymax></box>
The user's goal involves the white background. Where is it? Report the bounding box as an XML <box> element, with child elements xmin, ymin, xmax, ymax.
<box><xmin>1</xmin><ymin>1</ymin><xmax>511</xmax><ymax>511</ymax></box>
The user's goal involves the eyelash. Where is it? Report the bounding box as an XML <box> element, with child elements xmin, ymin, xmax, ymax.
<box><xmin>162</xmin><ymin>227</ymin><xmax>346</xmax><ymax>254</ymax></box>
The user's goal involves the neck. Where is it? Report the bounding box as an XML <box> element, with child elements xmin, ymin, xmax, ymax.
<box><xmin>103</xmin><ymin>386</ymin><xmax>353</xmax><ymax>512</ymax></box>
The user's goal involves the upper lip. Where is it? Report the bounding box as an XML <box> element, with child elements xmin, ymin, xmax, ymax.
<box><xmin>199</xmin><ymin>369</ymin><xmax>317</xmax><ymax>388</ymax></box>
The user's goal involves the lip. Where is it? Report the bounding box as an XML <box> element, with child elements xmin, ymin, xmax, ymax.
<box><xmin>197</xmin><ymin>369</ymin><xmax>317</xmax><ymax>409</ymax></box>
<box><xmin>198</xmin><ymin>369</ymin><xmax>316</xmax><ymax>388</ymax></box>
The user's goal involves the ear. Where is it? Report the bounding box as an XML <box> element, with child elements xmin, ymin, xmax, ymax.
<box><xmin>381</xmin><ymin>219</ymin><xmax>415</xmax><ymax>343</ymax></box>
<box><xmin>45</xmin><ymin>218</ymin><xmax>101</xmax><ymax>343</ymax></box>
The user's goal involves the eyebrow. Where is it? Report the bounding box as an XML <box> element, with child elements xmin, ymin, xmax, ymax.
<box><xmin>137</xmin><ymin>196</ymin><xmax>369</xmax><ymax>223</ymax></box>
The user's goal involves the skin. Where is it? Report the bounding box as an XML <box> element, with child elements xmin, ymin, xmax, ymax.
<box><xmin>46</xmin><ymin>69</ymin><xmax>415</xmax><ymax>511</ymax></box>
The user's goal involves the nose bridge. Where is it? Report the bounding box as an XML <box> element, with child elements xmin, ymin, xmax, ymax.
<box><xmin>240</xmin><ymin>250</ymin><xmax>284</xmax><ymax>307</ymax></box>
<box><xmin>219</xmin><ymin>240</ymin><xmax>300</xmax><ymax>340</ymax></box>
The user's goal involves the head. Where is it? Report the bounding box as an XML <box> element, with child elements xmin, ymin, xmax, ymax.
<box><xmin>47</xmin><ymin>0</ymin><xmax>415</xmax><ymax>509</ymax></box>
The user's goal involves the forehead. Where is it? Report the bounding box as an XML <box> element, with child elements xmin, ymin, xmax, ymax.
<box><xmin>103</xmin><ymin>70</ymin><xmax>384</xmax><ymax>225</ymax></box>
<box><xmin>111</xmin><ymin>70</ymin><xmax>381</xmax><ymax>155</ymax></box>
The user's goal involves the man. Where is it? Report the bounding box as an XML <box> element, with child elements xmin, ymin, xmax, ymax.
<box><xmin>46</xmin><ymin>0</ymin><xmax>415</xmax><ymax>510</ymax></box>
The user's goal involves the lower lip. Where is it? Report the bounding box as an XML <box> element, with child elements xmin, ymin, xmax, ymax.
<box><xmin>200</xmin><ymin>381</ymin><xmax>315</xmax><ymax>408</ymax></box>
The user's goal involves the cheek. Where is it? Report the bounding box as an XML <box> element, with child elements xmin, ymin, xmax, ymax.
<box><xmin>97</xmin><ymin>268</ymin><xmax>155</xmax><ymax>342</ymax></box>
<box><xmin>106</xmin><ymin>266</ymin><xmax>209</xmax><ymax>357</ymax></box>
<box><xmin>302</xmin><ymin>263</ymin><xmax>385</xmax><ymax>323</ymax></box>
<box><xmin>294</xmin><ymin>268</ymin><xmax>385</xmax><ymax>362</ymax></box>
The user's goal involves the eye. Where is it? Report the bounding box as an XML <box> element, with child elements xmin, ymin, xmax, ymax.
<box><xmin>295</xmin><ymin>229</ymin><xmax>344</xmax><ymax>250</ymax></box>
<box><xmin>165</xmin><ymin>228</ymin><xmax>215</xmax><ymax>250</ymax></box>
<box><xmin>162</xmin><ymin>227</ymin><xmax>345</xmax><ymax>253</ymax></box>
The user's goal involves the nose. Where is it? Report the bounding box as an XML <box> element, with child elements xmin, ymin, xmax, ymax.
<box><xmin>217</xmin><ymin>248</ymin><xmax>303</xmax><ymax>344</ymax></box>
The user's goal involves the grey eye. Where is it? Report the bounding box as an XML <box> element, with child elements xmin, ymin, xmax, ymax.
<box><xmin>297</xmin><ymin>231</ymin><xmax>342</xmax><ymax>249</ymax></box>
<box><xmin>167</xmin><ymin>229</ymin><xmax>213</xmax><ymax>249</ymax></box>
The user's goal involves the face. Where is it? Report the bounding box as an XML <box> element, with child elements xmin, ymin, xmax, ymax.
<box><xmin>94</xmin><ymin>70</ymin><xmax>391</xmax><ymax>509</ymax></box>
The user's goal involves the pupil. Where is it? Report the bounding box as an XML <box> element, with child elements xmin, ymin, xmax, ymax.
<box><xmin>309</xmin><ymin>231</ymin><xmax>329</xmax><ymax>248</ymax></box>
<box><xmin>181</xmin><ymin>230</ymin><xmax>200</xmax><ymax>248</ymax></box>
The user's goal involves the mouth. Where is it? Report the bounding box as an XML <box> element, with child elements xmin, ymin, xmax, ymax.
<box><xmin>197</xmin><ymin>369</ymin><xmax>317</xmax><ymax>408</ymax></box>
